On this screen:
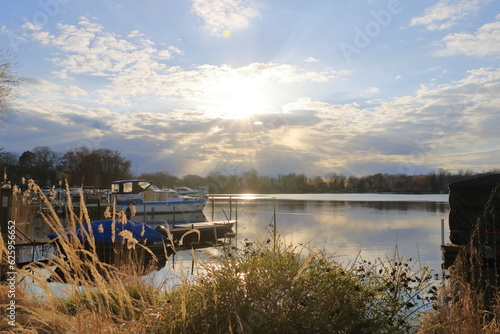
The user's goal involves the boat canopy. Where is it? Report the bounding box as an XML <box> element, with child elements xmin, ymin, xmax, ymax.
<box><xmin>448</xmin><ymin>174</ymin><xmax>500</xmax><ymax>245</ymax></box>
<box><xmin>111</xmin><ymin>180</ymin><xmax>158</xmax><ymax>194</ymax></box>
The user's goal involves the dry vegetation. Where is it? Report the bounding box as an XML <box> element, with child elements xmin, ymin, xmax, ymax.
<box><xmin>419</xmin><ymin>241</ymin><xmax>500</xmax><ymax>333</ymax></box>
<box><xmin>1</xmin><ymin>182</ymin><xmax>499</xmax><ymax>333</ymax></box>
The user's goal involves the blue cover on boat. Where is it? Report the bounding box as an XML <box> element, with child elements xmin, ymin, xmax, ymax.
<box><xmin>48</xmin><ymin>219</ymin><xmax>167</xmax><ymax>244</ymax></box>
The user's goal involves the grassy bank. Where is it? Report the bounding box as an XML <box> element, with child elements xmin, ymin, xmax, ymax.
<box><xmin>0</xmin><ymin>183</ymin><xmax>498</xmax><ymax>333</ymax></box>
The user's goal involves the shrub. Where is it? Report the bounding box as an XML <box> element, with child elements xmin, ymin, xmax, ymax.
<box><xmin>159</xmin><ymin>239</ymin><xmax>438</xmax><ymax>334</ymax></box>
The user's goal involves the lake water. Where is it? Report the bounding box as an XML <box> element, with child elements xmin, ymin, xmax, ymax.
<box><xmin>21</xmin><ymin>193</ymin><xmax>450</xmax><ymax>298</ymax></box>
<box><xmin>202</xmin><ymin>193</ymin><xmax>450</xmax><ymax>273</ymax></box>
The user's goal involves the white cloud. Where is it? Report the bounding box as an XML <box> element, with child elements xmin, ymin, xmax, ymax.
<box><xmin>410</xmin><ymin>0</ymin><xmax>493</xmax><ymax>31</ymax></box>
<box><xmin>191</xmin><ymin>0</ymin><xmax>260</xmax><ymax>36</ymax></box>
<box><xmin>305</xmin><ymin>57</ymin><xmax>319</xmax><ymax>63</ymax></box>
<box><xmin>434</xmin><ymin>18</ymin><xmax>500</xmax><ymax>58</ymax></box>
<box><xmin>29</xmin><ymin>17</ymin><xmax>178</xmax><ymax>79</ymax></box>
<box><xmin>65</xmin><ymin>85</ymin><xmax>88</xmax><ymax>97</ymax></box>
<box><xmin>26</xmin><ymin>17</ymin><xmax>348</xmax><ymax>116</ymax></box>
<box><xmin>368</xmin><ymin>87</ymin><xmax>380</xmax><ymax>94</ymax></box>
<box><xmin>21</xmin><ymin>22</ymin><xmax>42</xmax><ymax>31</ymax></box>
<box><xmin>95</xmin><ymin>61</ymin><xmax>346</xmax><ymax>114</ymax></box>
<box><xmin>24</xmin><ymin>78</ymin><xmax>62</xmax><ymax>92</ymax></box>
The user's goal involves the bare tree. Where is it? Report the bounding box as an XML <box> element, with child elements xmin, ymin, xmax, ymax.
<box><xmin>0</xmin><ymin>49</ymin><xmax>21</xmax><ymax>122</ymax></box>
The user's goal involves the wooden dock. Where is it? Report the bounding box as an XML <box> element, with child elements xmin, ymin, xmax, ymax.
<box><xmin>442</xmin><ymin>244</ymin><xmax>500</xmax><ymax>269</ymax></box>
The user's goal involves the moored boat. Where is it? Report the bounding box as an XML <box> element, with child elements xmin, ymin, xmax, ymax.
<box><xmin>174</xmin><ymin>186</ymin><xmax>208</xmax><ymax>198</ymax></box>
<box><xmin>47</xmin><ymin>219</ymin><xmax>236</xmax><ymax>265</ymax></box>
<box><xmin>111</xmin><ymin>179</ymin><xmax>207</xmax><ymax>214</ymax></box>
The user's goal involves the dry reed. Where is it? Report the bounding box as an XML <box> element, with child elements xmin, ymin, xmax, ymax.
<box><xmin>0</xmin><ymin>181</ymin><xmax>170</xmax><ymax>333</ymax></box>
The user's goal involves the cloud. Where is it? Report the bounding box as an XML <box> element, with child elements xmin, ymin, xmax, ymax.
<box><xmin>191</xmin><ymin>0</ymin><xmax>260</xmax><ymax>36</ymax></box>
<box><xmin>94</xmin><ymin>62</ymin><xmax>345</xmax><ymax>117</ymax></box>
<box><xmin>409</xmin><ymin>0</ymin><xmax>493</xmax><ymax>31</ymax></box>
<box><xmin>305</xmin><ymin>57</ymin><xmax>319</xmax><ymax>63</ymax></box>
<box><xmin>25</xmin><ymin>17</ymin><xmax>345</xmax><ymax>118</ymax></box>
<box><xmin>65</xmin><ymin>85</ymin><xmax>88</xmax><ymax>96</ymax></box>
<box><xmin>30</xmin><ymin>17</ymin><xmax>176</xmax><ymax>79</ymax></box>
<box><xmin>24</xmin><ymin>77</ymin><xmax>62</xmax><ymax>92</ymax></box>
<box><xmin>434</xmin><ymin>16</ymin><xmax>500</xmax><ymax>58</ymax></box>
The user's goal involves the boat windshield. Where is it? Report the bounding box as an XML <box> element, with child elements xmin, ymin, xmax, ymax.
<box><xmin>138</xmin><ymin>181</ymin><xmax>156</xmax><ymax>190</ymax></box>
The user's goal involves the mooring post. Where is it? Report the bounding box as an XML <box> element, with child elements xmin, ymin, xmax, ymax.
<box><xmin>0</xmin><ymin>183</ymin><xmax>12</xmax><ymax>242</ymax></box>
<box><xmin>441</xmin><ymin>218</ymin><xmax>445</xmax><ymax>246</ymax></box>
<box><xmin>235</xmin><ymin>199</ymin><xmax>238</xmax><ymax>221</ymax></box>
<box><xmin>211</xmin><ymin>196</ymin><xmax>214</xmax><ymax>222</ymax></box>
<box><xmin>273</xmin><ymin>197</ymin><xmax>277</xmax><ymax>251</ymax></box>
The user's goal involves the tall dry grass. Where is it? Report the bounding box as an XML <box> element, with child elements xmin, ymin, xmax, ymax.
<box><xmin>419</xmin><ymin>243</ymin><xmax>500</xmax><ymax>333</ymax></box>
<box><xmin>0</xmin><ymin>181</ymin><xmax>171</xmax><ymax>333</ymax></box>
<box><xmin>419</xmin><ymin>187</ymin><xmax>500</xmax><ymax>333</ymax></box>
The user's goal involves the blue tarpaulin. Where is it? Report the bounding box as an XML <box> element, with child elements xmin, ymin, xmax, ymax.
<box><xmin>48</xmin><ymin>219</ymin><xmax>167</xmax><ymax>244</ymax></box>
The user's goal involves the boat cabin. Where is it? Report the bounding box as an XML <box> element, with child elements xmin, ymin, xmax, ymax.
<box><xmin>111</xmin><ymin>180</ymin><xmax>157</xmax><ymax>195</ymax></box>
<box><xmin>111</xmin><ymin>180</ymin><xmax>190</xmax><ymax>204</ymax></box>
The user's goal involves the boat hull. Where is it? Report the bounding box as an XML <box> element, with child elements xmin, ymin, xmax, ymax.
<box><xmin>117</xmin><ymin>199</ymin><xmax>207</xmax><ymax>214</ymax></box>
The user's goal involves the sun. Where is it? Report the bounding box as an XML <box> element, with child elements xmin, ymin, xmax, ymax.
<box><xmin>203</xmin><ymin>75</ymin><xmax>274</xmax><ymax>119</ymax></box>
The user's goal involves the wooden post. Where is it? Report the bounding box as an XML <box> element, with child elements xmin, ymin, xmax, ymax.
<box><xmin>0</xmin><ymin>184</ymin><xmax>12</xmax><ymax>242</ymax></box>
<box><xmin>234</xmin><ymin>200</ymin><xmax>238</xmax><ymax>222</ymax></box>
<box><xmin>441</xmin><ymin>219</ymin><xmax>445</xmax><ymax>246</ymax></box>
<box><xmin>211</xmin><ymin>196</ymin><xmax>214</xmax><ymax>222</ymax></box>
<box><xmin>273</xmin><ymin>197</ymin><xmax>277</xmax><ymax>251</ymax></box>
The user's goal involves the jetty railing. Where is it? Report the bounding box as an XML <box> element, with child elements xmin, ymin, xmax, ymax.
<box><xmin>208</xmin><ymin>194</ymin><xmax>278</xmax><ymax>247</ymax></box>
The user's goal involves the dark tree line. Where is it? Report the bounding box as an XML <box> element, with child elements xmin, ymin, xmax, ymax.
<box><xmin>1</xmin><ymin>146</ymin><xmax>498</xmax><ymax>193</ymax></box>
<box><xmin>135</xmin><ymin>168</ymin><xmax>499</xmax><ymax>195</ymax></box>
<box><xmin>0</xmin><ymin>146</ymin><xmax>132</xmax><ymax>188</ymax></box>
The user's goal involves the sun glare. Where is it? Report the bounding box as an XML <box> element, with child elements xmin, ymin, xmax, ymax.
<box><xmin>203</xmin><ymin>76</ymin><xmax>274</xmax><ymax>119</ymax></box>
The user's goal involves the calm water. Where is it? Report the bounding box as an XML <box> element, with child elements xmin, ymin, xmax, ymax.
<box><xmin>204</xmin><ymin>193</ymin><xmax>450</xmax><ymax>272</ymax></box>
<box><xmin>22</xmin><ymin>193</ymin><xmax>450</xmax><ymax>298</ymax></box>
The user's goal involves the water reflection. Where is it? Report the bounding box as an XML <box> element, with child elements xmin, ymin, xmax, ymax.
<box><xmin>135</xmin><ymin>211</ymin><xmax>208</xmax><ymax>225</ymax></box>
<box><xmin>270</xmin><ymin>200</ymin><xmax>449</xmax><ymax>213</ymax></box>
<box><xmin>134</xmin><ymin>195</ymin><xmax>449</xmax><ymax>276</ymax></box>
<box><xmin>206</xmin><ymin>196</ymin><xmax>449</xmax><ymax>273</ymax></box>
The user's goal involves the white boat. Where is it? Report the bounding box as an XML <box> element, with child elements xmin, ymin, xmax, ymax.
<box><xmin>111</xmin><ymin>180</ymin><xmax>207</xmax><ymax>214</ymax></box>
<box><xmin>174</xmin><ymin>186</ymin><xmax>208</xmax><ymax>198</ymax></box>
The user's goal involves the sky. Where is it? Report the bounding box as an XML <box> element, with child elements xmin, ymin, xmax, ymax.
<box><xmin>0</xmin><ymin>0</ymin><xmax>499</xmax><ymax>177</ymax></box>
